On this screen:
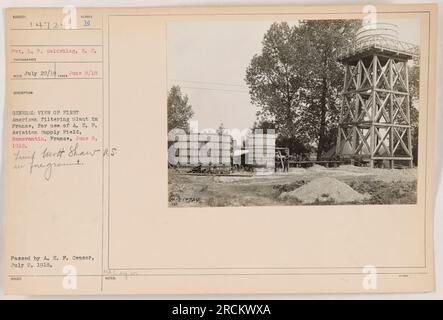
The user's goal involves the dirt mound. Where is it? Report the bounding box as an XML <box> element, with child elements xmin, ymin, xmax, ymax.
<box><xmin>279</xmin><ymin>177</ymin><xmax>370</xmax><ymax>204</ymax></box>
<box><xmin>308</xmin><ymin>164</ymin><xmax>326</xmax><ymax>171</ymax></box>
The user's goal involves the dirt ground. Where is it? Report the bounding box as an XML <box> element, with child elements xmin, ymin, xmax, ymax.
<box><xmin>168</xmin><ymin>165</ymin><xmax>417</xmax><ymax>207</ymax></box>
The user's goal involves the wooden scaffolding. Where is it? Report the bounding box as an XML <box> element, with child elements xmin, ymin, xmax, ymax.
<box><xmin>336</xmin><ymin>34</ymin><xmax>418</xmax><ymax>168</ymax></box>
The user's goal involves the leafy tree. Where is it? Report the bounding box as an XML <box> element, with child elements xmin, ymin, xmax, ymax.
<box><xmin>246</xmin><ymin>22</ymin><xmax>309</xmax><ymax>143</ymax></box>
<box><xmin>167</xmin><ymin>85</ymin><xmax>194</xmax><ymax>133</ymax></box>
<box><xmin>245</xmin><ymin>20</ymin><xmax>359</xmax><ymax>159</ymax></box>
<box><xmin>297</xmin><ymin>20</ymin><xmax>359</xmax><ymax>159</ymax></box>
<box><xmin>408</xmin><ymin>62</ymin><xmax>420</xmax><ymax>165</ymax></box>
<box><xmin>409</xmin><ymin>62</ymin><xmax>420</xmax><ymax>105</ymax></box>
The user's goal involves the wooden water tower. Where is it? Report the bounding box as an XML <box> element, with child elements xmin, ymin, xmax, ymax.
<box><xmin>335</xmin><ymin>23</ymin><xmax>419</xmax><ymax>168</ymax></box>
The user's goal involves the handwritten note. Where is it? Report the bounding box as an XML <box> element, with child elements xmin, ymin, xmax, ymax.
<box><xmin>7</xmin><ymin>10</ymin><xmax>108</xmax><ymax>181</ymax></box>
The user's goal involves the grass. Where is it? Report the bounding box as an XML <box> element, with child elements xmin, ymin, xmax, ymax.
<box><xmin>347</xmin><ymin>180</ymin><xmax>417</xmax><ymax>205</ymax></box>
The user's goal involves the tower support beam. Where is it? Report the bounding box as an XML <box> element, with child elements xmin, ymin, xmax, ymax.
<box><xmin>336</xmin><ymin>52</ymin><xmax>414</xmax><ymax>168</ymax></box>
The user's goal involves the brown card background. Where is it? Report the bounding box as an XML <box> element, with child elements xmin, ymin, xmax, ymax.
<box><xmin>3</xmin><ymin>4</ymin><xmax>438</xmax><ymax>295</ymax></box>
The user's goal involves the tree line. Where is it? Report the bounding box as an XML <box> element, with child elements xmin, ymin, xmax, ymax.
<box><xmin>246</xmin><ymin>20</ymin><xmax>360</xmax><ymax>160</ymax></box>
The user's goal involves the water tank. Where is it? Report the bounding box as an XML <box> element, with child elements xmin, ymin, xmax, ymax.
<box><xmin>356</xmin><ymin>23</ymin><xmax>399</xmax><ymax>44</ymax></box>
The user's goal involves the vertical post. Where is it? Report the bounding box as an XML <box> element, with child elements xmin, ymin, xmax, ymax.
<box><xmin>389</xmin><ymin>58</ymin><xmax>394</xmax><ymax>169</ymax></box>
<box><xmin>252</xmin><ymin>132</ymin><xmax>256</xmax><ymax>166</ymax></box>
<box><xmin>218</xmin><ymin>133</ymin><xmax>222</xmax><ymax>167</ymax></box>
<box><xmin>370</xmin><ymin>55</ymin><xmax>378</xmax><ymax>168</ymax></box>
<box><xmin>351</xmin><ymin>60</ymin><xmax>362</xmax><ymax>166</ymax></box>
<box><xmin>404</xmin><ymin>60</ymin><xmax>413</xmax><ymax>168</ymax></box>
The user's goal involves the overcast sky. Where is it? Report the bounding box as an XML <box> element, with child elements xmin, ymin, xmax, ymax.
<box><xmin>167</xmin><ymin>18</ymin><xmax>420</xmax><ymax>132</ymax></box>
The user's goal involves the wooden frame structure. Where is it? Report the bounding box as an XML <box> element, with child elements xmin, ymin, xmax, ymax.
<box><xmin>336</xmin><ymin>37</ymin><xmax>418</xmax><ymax>168</ymax></box>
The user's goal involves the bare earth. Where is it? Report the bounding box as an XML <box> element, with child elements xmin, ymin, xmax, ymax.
<box><xmin>168</xmin><ymin>165</ymin><xmax>417</xmax><ymax>207</ymax></box>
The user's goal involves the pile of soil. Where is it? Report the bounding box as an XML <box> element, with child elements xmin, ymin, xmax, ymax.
<box><xmin>279</xmin><ymin>177</ymin><xmax>370</xmax><ymax>204</ymax></box>
<box><xmin>308</xmin><ymin>164</ymin><xmax>326</xmax><ymax>171</ymax></box>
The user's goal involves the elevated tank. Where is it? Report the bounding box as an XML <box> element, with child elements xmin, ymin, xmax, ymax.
<box><xmin>356</xmin><ymin>23</ymin><xmax>399</xmax><ymax>43</ymax></box>
<box><xmin>338</xmin><ymin>22</ymin><xmax>418</xmax><ymax>62</ymax></box>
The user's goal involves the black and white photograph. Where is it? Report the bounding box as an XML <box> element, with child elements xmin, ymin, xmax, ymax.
<box><xmin>167</xmin><ymin>18</ymin><xmax>421</xmax><ymax>207</ymax></box>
